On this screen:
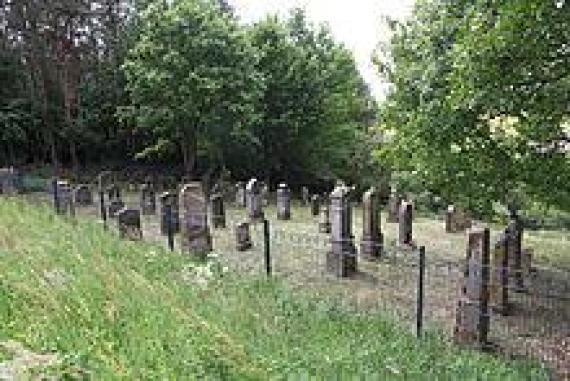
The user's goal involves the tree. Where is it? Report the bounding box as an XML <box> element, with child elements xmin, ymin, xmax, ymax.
<box><xmin>377</xmin><ymin>0</ymin><xmax>570</xmax><ymax>216</ymax></box>
<box><xmin>122</xmin><ymin>0</ymin><xmax>261</xmax><ymax>176</ymax></box>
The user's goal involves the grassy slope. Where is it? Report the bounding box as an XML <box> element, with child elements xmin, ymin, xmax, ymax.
<box><xmin>0</xmin><ymin>199</ymin><xmax>547</xmax><ymax>379</ymax></box>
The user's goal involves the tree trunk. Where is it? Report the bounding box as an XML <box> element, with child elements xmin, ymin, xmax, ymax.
<box><xmin>180</xmin><ymin>129</ymin><xmax>197</xmax><ymax>178</ymax></box>
<box><xmin>70</xmin><ymin>139</ymin><xmax>79</xmax><ymax>178</ymax></box>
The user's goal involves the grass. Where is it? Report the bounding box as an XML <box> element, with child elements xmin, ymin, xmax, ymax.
<box><xmin>0</xmin><ymin>198</ymin><xmax>550</xmax><ymax>379</ymax></box>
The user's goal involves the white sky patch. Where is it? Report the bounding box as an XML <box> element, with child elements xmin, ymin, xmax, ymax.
<box><xmin>228</xmin><ymin>0</ymin><xmax>414</xmax><ymax>100</ymax></box>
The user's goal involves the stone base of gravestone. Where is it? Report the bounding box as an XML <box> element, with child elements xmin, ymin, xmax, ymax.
<box><xmin>235</xmin><ymin>222</ymin><xmax>253</xmax><ymax>251</ymax></box>
<box><xmin>360</xmin><ymin>233</ymin><xmax>384</xmax><ymax>260</ymax></box>
<box><xmin>490</xmin><ymin>234</ymin><xmax>510</xmax><ymax>315</ymax></box>
<box><xmin>326</xmin><ymin>248</ymin><xmax>357</xmax><ymax>278</ymax></box>
<box><xmin>118</xmin><ymin>209</ymin><xmax>143</xmax><ymax>241</ymax></box>
<box><xmin>108</xmin><ymin>199</ymin><xmax>125</xmax><ymax>218</ymax></box>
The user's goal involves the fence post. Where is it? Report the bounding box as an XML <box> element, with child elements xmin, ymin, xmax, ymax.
<box><xmin>417</xmin><ymin>245</ymin><xmax>425</xmax><ymax>338</ymax></box>
<box><xmin>263</xmin><ymin>219</ymin><xmax>271</xmax><ymax>276</ymax></box>
<box><xmin>166</xmin><ymin>203</ymin><xmax>174</xmax><ymax>252</ymax></box>
<box><xmin>99</xmin><ymin>190</ymin><xmax>107</xmax><ymax>230</ymax></box>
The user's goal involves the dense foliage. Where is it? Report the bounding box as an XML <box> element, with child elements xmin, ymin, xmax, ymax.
<box><xmin>377</xmin><ymin>0</ymin><xmax>570</xmax><ymax>215</ymax></box>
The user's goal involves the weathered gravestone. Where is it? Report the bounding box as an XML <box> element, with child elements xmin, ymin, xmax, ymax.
<box><xmin>235</xmin><ymin>221</ymin><xmax>253</xmax><ymax>251</ymax></box>
<box><xmin>301</xmin><ymin>186</ymin><xmax>310</xmax><ymax>206</ymax></box>
<box><xmin>454</xmin><ymin>227</ymin><xmax>490</xmax><ymax>348</ymax></box>
<box><xmin>56</xmin><ymin>180</ymin><xmax>74</xmax><ymax>216</ymax></box>
<box><xmin>319</xmin><ymin>203</ymin><xmax>331</xmax><ymax>233</ymax></box>
<box><xmin>97</xmin><ymin>171</ymin><xmax>113</xmax><ymax>192</ymax></box>
<box><xmin>108</xmin><ymin>198</ymin><xmax>125</xmax><ymax>218</ymax></box>
<box><xmin>276</xmin><ymin>183</ymin><xmax>291</xmax><ymax>220</ymax></box>
<box><xmin>398</xmin><ymin>201</ymin><xmax>414</xmax><ymax>248</ymax></box>
<box><xmin>140</xmin><ymin>183</ymin><xmax>156</xmax><ymax>215</ymax></box>
<box><xmin>180</xmin><ymin>182</ymin><xmax>212</xmax><ymax>257</ymax></box>
<box><xmin>235</xmin><ymin>182</ymin><xmax>246</xmax><ymax>207</ymax></box>
<box><xmin>117</xmin><ymin>208</ymin><xmax>142</xmax><ymax>240</ymax></box>
<box><xmin>387</xmin><ymin>191</ymin><xmax>403</xmax><ymax>223</ymax></box>
<box><xmin>246</xmin><ymin>178</ymin><xmax>264</xmax><ymax>222</ymax></box>
<box><xmin>0</xmin><ymin>168</ymin><xmax>20</xmax><ymax>195</ymax></box>
<box><xmin>445</xmin><ymin>205</ymin><xmax>472</xmax><ymax>233</ymax></box>
<box><xmin>326</xmin><ymin>184</ymin><xmax>357</xmax><ymax>277</ymax></box>
<box><xmin>159</xmin><ymin>191</ymin><xmax>180</xmax><ymax>235</ymax></box>
<box><xmin>360</xmin><ymin>187</ymin><xmax>383</xmax><ymax>260</ymax></box>
<box><xmin>261</xmin><ymin>182</ymin><xmax>270</xmax><ymax>207</ymax></box>
<box><xmin>74</xmin><ymin>185</ymin><xmax>93</xmax><ymax>206</ymax></box>
<box><xmin>107</xmin><ymin>184</ymin><xmax>121</xmax><ymax>202</ymax></box>
<box><xmin>210</xmin><ymin>185</ymin><xmax>226</xmax><ymax>229</ymax></box>
<box><xmin>490</xmin><ymin>233</ymin><xmax>510</xmax><ymax>314</ymax></box>
<box><xmin>506</xmin><ymin>218</ymin><xmax>525</xmax><ymax>291</ymax></box>
<box><xmin>310</xmin><ymin>194</ymin><xmax>321</xmax><ymax>216</ymax></box>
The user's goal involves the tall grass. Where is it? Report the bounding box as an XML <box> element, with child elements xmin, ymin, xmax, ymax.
<box><xmin>0</xmin><ymin>199</ymin><xmax>548</xmax><ymax>379</ymax></box>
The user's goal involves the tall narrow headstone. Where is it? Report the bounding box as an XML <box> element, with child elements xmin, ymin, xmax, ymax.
<box><xmin>387</xmin><ymin>191</ymin><xmax>403</xmax><ymax>223</ymax></box>
<box><xmin>56</xmin><ymin>180</ymin><xmax>73</xmax><ymax>215</ymax></box>
<box><xmin>398</xmin><ymin>201</ymin><xmax>413</xmax><ymax>248</ymax></box>
<box><xmin>246</xmin><ymin>178</ymin><xmax>264</xmax><ymax>222</ymax></box>
<box><xmin>360</xmin><ymin>187</ymin><xmax>383</xmax><ymax>260</ymax></box>
<box><xmin>310</xmin><ymin>194</ymin><xmax>320</xmax><ymax>216</ymax></box>
<box><xmin>506</xmin><ymin>218</ymin><xmax>525</xmax><ymax>291</ymax></box>
<box><xmin>326</xmin><ymin>184</ymin><xmax>357</xmax><ymax>277</ymax></box>
<box><xmin>235</xmin><ymin>221</ymin><xmax>253</xmax><ymax>251</ymax></box>
<box><xmin>210</xmin><ymin>186</ymin><xmax>226</xmax><ymax>229</ymax></box>
<box><xmin>319</xmin><ymin>203</ymin><xmax>331</xmax><ymax>233</ymax></box>
<box><xmin>140</xmin><ymin>183</ymin><xmax>156</xmax><ymax>215</ymax></box>
<box><xmin>108</xmin><ymin>198</ymin><xmax>125</xmax><ymax>218</ymax></box>
<box><xmin>490</xmin><ymin>233</ymin><xmax>509</xmax><ymax>314</ymax></box>
<box><xmin>261</xmin><ymin>182</ymin><xmax>270</xmax><ymax>206</ymax></box>
<box><xmin>301</xmin><ymin>186</ymin><xmax>310</xmax><ymax>206</ymax></box>
<box><xmin>276</xmin><ymin>183</ymin><xmax>291</xmax><ymax>220</ymax></box>
<box><xmin>117</xmin><ymin>208</ymin><xmax>143</xmax><ymax>240</ymax></box>
<box><xmin>160</xmin><ymin>191</ymin><xmax>180</xmax><ymax>235</ymax></box>
<box><xmin>74</xmin><ymin>185</ymin><xmax>93</xmax><ymax>206</ymax></box>
<box><xmin>235</xmin><ymin>182</ymin><xmax>246</xmax><ymax>207</ymax></box>
<box><xmin>180</xmin><ymin>182</ymin><xmax>212</xmax><ymax>257</ymax></box>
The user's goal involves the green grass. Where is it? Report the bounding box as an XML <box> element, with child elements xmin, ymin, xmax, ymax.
<box><xmin>0</xmin><ymin>198</ymin><xmax>548</xmax><ymax>379</ymax></box>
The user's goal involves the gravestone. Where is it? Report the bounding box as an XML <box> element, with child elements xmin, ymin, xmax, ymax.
<box><xmin>445</xmin><ymin>205</ymin><xmax>472</xmax><ymax>233</ymax></box>
<box><xmin>360</xmin><ymin>187</ymin><xmax>383</xmax><ymax>260</ymax></box>
<box><xmin>0</xmin><ymin>167</ymin><xmax>20</xmax><ymax>195</ymax></box>
<box><xmin>301</xmin><ymin>186</ymin><xmax>310</xmax><ymax>206</ymax></box>
<box><xmin>387</xmin><ymin>191</ymin><xmax>403</xmax><ymax>223</ymax></box>
<box><xmin>210</xmin><ymin>187</ymin><xmax>226</xmax><ymax>229</ymax></box>
<box><xmin>398</xmin><ymin>201</ymin><xmax>414</xmax><ymax>248</ymax></box>
<box><xmin>521</xmin><ymin>248</ymin><xmax>533</xmax><ymax>279</ymax></box>
<box><xmin>235</xmin><ymin>222</ymin><xmax>253</xmax><ymax>251</ymax></box>
<box><xmin>310</xmin><ymin>194</ymin><xmax>321</xmax><ymax>216</ymax></box>
<box><xmin>140</xmin><ymin>183</ymin><xmax>156</xmax><ymax>215</ymax></box>
<box><xmin>180</xmin><ymin>182</ymin><xmax>212</xmax><ymax>257</ymax></box>
<box><xmin>319</xmin><ymin>203</ymin><xmax>331</xmax><ymax>233</ymax></box>
<box><xmin>108</xmin><ymin>198</ymin><xmax>125</xmax><ymax>218</ymax></box>
<box><xmin>276</xmin><ymin>183</ymin><xmax>291</xmax><ymax>220</ymax></box>
<box><xmin>246</xmin><ymin>178</ymin><xmax>264</xmax><ymax>222</ymax></box>
<box><xmin>117</xmin><ymin>208</ymin><xmax>142</xmax><ymax>240</ymax></box>
<box><xmin>326</xmin><ymin>184</ymin><xmax>357</xmax><ymax>277</ymax></box>
<box><xmin>454</xmin><ymin>227</ymin><xmax>490</xmax><ymax>347</ymax></box>
<box><xmin>56</xmin><ymin>180</ymin><xmax>74</xmax><ymax>216</ymax></box>
<box><xmin>490</xmin><ymin>233</ymin><xmax>509</xmax><ymax>314</ymax></box>
<box><xmin>506</xmin><ymin>218</ymin><xmax>525</xmax><ymax>291</ymax></box>
<box><xmin>235</xmin><ymin>182</ymin><xmax>246</xmax><ymax>207</ymax></box>
<box><xmin>261</xmin><ymin>182</ymin><xmax>270</xmax><ymax>206</ymax></box>
<box><xmin>97</xmin><ymin>171</ymin><xmax>113</xmax><ymax>193</ymax></box>
<box><xmin>106</xmin><ymin>184</ymin><xmax>121</xmax><ymax>202</ymax></box>
<box><xmin>160</xmin><ymin>191</ymin><xmax>180</xmax><ymax>235</ymax></box>
<box><xmin>74</xmin><ymin>185</ymin><xmax>93</xmax><ymax>206</ymax></box>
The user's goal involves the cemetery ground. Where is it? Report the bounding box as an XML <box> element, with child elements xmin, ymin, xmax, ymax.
<box><xmin>1</xmin><ymin>194</ymin><xmax>569</xmax><ymax>379</ymax></box>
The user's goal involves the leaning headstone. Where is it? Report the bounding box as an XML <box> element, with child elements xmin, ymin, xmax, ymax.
<box><xmin>74</xmin><ymin>185</ymin><xmax>93</xmax><ymax>206</ymax></box>
<box><xmin>180</xmin><ymin>182</ymin><xmax>212</xmax><ymax>257</ymax></box>
<box><xmin>301</xmin><ymin>186</ymin><xmax>310</xmax><ymax>206</ymax></box>
<box><xmin>506</xmin><ymin>218</ymin><xmax>525</xmax><ymax>291</ymax></box>
<box><xmin>446</xmin><ymin>205</ymin><xmax>472</xmax><ymax>233</ymax></box>
<box><xmin>490</xmin><ymin>233</ymin><xmax>509</xmax><ymax>314</ymax></box>
<box><xmin>310</xmin><ymin>194</ymin><xmax>321</xmax><ymax>216</ymax></box>
<box><xmin>387</xmin><ymin>192</ymin><xmax>403</xmax><ymax>222</ymax></box>
<box><xmin>454</xmin><ymin>227</ymin><xmax>490</xmax><ymax>348</ymax></box>
<box><xmin>160</xmin><ymin>191</ymin><xmax>180</xmax><ymax>235</ymax></box>
<box><xmin>235</xmin><ymin>182</ymin><xmax>246</xmax><ymax>207</ymax></box>
<box><xmin>276</xmin><ymin>183</ymin><xmax>291</xmax><ymax>220</ymax></box>
<box><xmin>210</xmin><ymin>190</ymin><xmax>226</xmax><ymax>229</ymax></box>
<box><xmin>246</xmin><ymin>178</ymin><xmax>264</xmax><ymax>222</ymax></box>
<box><xmin>235</xmin><ymin>221</ymin><xmax>253</xmax><ymax>251</ymax></box>
<box><xmin>398</xmin><ymin>201</ymin><xmax>414</xmax><ymax>248</ymax></box>
<box><xmin>140</xmin><ymin>183</ymin><xmax>156</xmax><ymax>215</ymax></box>
<box><xmin>326</xmin><ymin>184</ymin><xmax>357</xmax><ymax>277</ymax></box>
<box><xmin>117</xmin><ymin>208</ymin><xmax>142</xmax><ymax>240</ymax></box>
<box><xmin>360</xmin><ymin>187</ymin><xmax>383</xmax><ymax>260</ymax></box>
<box><xmin>108</xmin><ymin>198</ymin><xmax>125</xmax><ymax>218</ymax></box>
<box><xmin>319</xmin><ymin>203</ymin><xmax>331</xmax><ymax>233</ymax></box>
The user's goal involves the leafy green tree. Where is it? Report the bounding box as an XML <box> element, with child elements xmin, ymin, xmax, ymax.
<box><xmin>377</xmin><ymin>0</ymin><xmax>570</xmax><ymax>216</ymax></box>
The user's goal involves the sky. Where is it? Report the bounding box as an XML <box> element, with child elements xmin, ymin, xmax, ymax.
<box><xmin>228</xmin><ymin>0</ymin><xmax>415</xmax><ymax>100</ymax></box>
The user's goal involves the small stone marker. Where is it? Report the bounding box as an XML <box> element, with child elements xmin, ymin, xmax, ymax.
<box><xmin>490</xmin><ymin>233</ymin><xmax>509</xmax><ymax>314</ymax></box>
<box><xmin>235</xmin><ymin>182</ymin><xmax>246</xmax><ymax>207</ymax></box>
<box><xmin>108</xmin><ymin>198</ymin><xmax>125</xmax><ymax>218</ymax></box>
<box><xmin>326</xmin><ymin>184</ymin><xmax>357</xmax><ymax>277</ymax></box>
<box><xmin>387</xmin><ymin>191</ymin><xmax>403</xmax><ymax>222</ymax></box>
<box><xmin>360</xmin><ymin>187</ymin><xmax>383</xmax><ymax>260</ymax></box>
<box><xmin>74</xmin><ymin>185</ymin><xmax>93</xmax><ymax>206</ymax></box>
<box><xmin>454</xmin><ymin>227</ymin><xmax>490</xmax><ymax>347</ymax></box>
<box><xmin>301</xmin><ymin>186</ymin><xmax>310</xmax><ymax>206</ymax></box>
<box><xmin>180</xmin><ymin>182</ymin><xmax>213</xmax><ymax>257</ymax></box>
<box><xmin>319</xmin><ymin>203</ymin><xmax>331</xmax><ymax>233</ymax></box>
<box><xmin>210</xmin><ymin>186</ymin><xmax>226</xmax><ymax>229</ymax></box>
<box><xmin>160</xmin><ymin>191</ymin><xmax>180</xmax><ymax>235</ymax></box>
<box><xmin>276</xmin><ymin>183</ymin><xmax>291</xmax><ymax>220</ymax></box>
<box><xmin>235</xmin><ymin>221</ymin><xmax>253</xmax><ymax>251</ymax></box>
<box><xmin>140</xmin><ymin>183</ymin><xmax>156</xmax><ymax>215</ymax></box>
<box><xmin>445</xmin><ymin>205</ymin><xmax>472</xmax><ymax>233</ymax></box>
<box><xmin>398</xmin><ymin>201</ymin><xmax>414</xmax><ymax>248</ymax></box>
<box><xmin>117</xmin><ymin>208</ymin><xmax>142</xmax><ymax>240</ymax></box>
<box><xmin>506</xmin><ymin>218</ymin><xmax>525</xmax><ymax>291</ymax></box>
<box><xmin>246</xmin><ymin>178</ymin><xmax>264</xmax><ymax>222</ymax></box>
<box><xmin>310</xmin><ymin>194</ymin><xmax>320</xmax><ymax>216</ymax></box>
